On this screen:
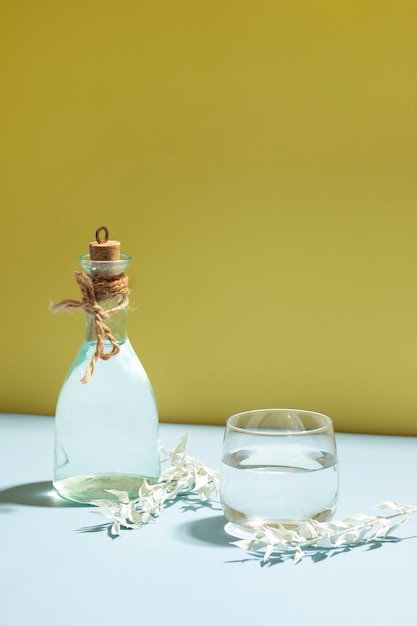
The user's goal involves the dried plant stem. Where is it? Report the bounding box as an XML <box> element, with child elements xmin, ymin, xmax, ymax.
<box><xmin>232</xmin><ymin>501</ymin><xmax>417</xmax><ymax>564</ymax></box>
<box><xmin>93</xmin><ymin>435</ymin><xmax>219</xmax><ymax>536</ymax></box>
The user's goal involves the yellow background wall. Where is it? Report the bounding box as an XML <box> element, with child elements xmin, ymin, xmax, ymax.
<box><xmin>1</xmin><ymin>1</ymin><xmax>417</xmax><ymax>435</ymax></box>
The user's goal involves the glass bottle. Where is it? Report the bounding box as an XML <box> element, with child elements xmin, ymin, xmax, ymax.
<box><xmin>52</xmin><ymin>229</ymin><xmax>160</xmax><ymax>504</ymax></box>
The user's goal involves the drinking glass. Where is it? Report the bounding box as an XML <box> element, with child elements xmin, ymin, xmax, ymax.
<box><xmin>220</xmin><ymin>408</ymin><xmax>339</xmax><ymax>536</ymax></box>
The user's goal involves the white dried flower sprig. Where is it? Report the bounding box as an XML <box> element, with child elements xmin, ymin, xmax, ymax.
<box><xmin>92</xmin><ymin>435</ymin><xmax>219</xmax><ymax>536</ymax></box>
<box><xmin>232</xmin><ymin>501</ymin><xmax>417</xmax><ymax>565</ymax></box>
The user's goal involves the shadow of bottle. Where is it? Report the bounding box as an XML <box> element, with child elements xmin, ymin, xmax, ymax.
<box><xmin>0</xmin><ymin>481</ymin><xmax>90</xmax><ymax>508</ymax></box>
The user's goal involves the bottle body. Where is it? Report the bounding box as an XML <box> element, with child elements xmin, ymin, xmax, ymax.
<box><xmin>53</xmin><ymin>254</ymin><xmax>160</xmax><ymax>503</ymax></box>
<box><xmin>53</xmin><ymin>338</ymin><xmax>160</xmax><ymax>503</ymax></box>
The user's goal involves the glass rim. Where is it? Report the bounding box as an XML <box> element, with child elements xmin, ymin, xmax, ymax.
<box><xmin>226</xmin><ymin>408</ymin><xmax>334</xmax><ymax>436</ymax></box>
<box><xmin>79</xmin><ymin>253</ymin><xmax>132</xmax><ymax>271</ymax></box>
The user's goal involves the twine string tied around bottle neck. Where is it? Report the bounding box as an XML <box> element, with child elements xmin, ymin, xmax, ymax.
<box><xmin>50</xmin><ymin>270</ymin><xmax>130</xmax><ymax>383</ymax></box>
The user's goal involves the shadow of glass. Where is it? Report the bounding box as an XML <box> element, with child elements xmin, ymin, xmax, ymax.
<box><xmin>171</xmin><ymin>514</ymin><xmax>232</xmax><ymax>548</ymax></box>
<box><xmin>0</xmin><ymin>481</ymin><xmax>90</xmax><ymax>508</ymax></box>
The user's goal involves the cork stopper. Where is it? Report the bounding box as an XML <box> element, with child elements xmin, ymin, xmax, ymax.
<box><xmin>89</xmin><ymin>226</ymin><xmax>120</xmax><ymax>261</ymax></box>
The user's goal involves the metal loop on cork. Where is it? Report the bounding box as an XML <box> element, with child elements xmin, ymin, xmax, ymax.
<box><xmin>95</xmin><ymin>226</ymin><xmax>109</xmax><ymax>244</ymax></box>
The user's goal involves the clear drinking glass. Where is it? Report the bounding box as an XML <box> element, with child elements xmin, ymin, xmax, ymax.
<box><xmin>220</xmin><ymin>408</ymin><xmax>339</xmax><ymax>536</ymax></box>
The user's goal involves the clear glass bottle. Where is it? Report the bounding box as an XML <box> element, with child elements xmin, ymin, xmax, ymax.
<box><xmin>53</xmin><ymin>241</ymin><xmax>160</xmax><ymax>504</ymax></box>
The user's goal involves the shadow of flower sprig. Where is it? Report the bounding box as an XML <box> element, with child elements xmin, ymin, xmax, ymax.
<box><xmin>179</xmin><ymin>495</ymin><xmax>222</xmax><ymax>514</ymax></box>
<box><xmin>88</xmin><ymin>435</ymin><xmax>220</xmax><ymax>536</ymax></box>
<box><xmin>226</xmin><ymin>534</ymin><xmax>416</xmax><ymax>567</ymax></box>
<box><xmin>76</xmin><ymin>522</ymin><xmax>117</xmax><ymax>539</ymax></box>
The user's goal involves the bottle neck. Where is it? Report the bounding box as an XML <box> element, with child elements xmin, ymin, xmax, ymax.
<box><xmin>84</xmin><ymin>297</ymin><xmax>128</xmax><ymax>345</ymax></box>
<box><xmin>78</xmin><ymin>255</ymin><xmax>132</xmax><ymax>346</ymax></box>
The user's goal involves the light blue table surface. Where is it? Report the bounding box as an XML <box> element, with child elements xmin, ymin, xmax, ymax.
<box><xmin>1</xmin><ymin>413</ymin><xmax>417</xmax><ymax>626</ymax></box>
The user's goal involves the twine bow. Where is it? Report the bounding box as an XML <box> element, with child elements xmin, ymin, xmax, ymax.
<box><xmin>50</xmin><ymin>270</ymin><xmax>130</xmax><ymax>383</ymax></box>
